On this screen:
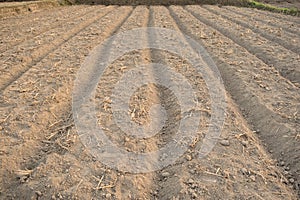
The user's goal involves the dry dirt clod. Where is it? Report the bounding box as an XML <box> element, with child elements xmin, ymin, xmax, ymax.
<box><xmin>241</xmin><ymin>168</ymin><xmax>248</xmax><ymax>175</ymax></box>
<box><xmin>241</xmin><ymin>140</ymin><xmax>248</xmax><ymax>146</ymax></box>
<box><xmin>186</xmin><ymin>154</ymin><xmax>192</xmax><ymax>161</ymax></box>
<box><xmin>289</xmin><ymin>178</ymin><xmax>295</xmax><ymax>183</ymax></box>
<box><xmin>191</xmin><ymin>192</ymin><xmax>198</xmax><ymax>199</ymax></box>
<box><xmin>284</xmin><ymin>171</ymin><xmax>289</xmax><ymax>175</ymax></box>
<box><xmin>124</xmin><ymin>137</ymin><xmax>130</xmax><ymax>142</ymax></box>
<box><xmin>35</xmin><ymin>191</ymin><xmax>42</xmax><ymax>196</ymax></box>
<box><xmin>220</xmin><ymin>139</ymin><xmax>230</xmax><ymax>146</ymax></box>
<box><xmin>249</xmin><ymin>175</ymin><xmax>256</xmax><ymax>182</ymax></box>
<box><xmin>161</xmin><ymin>172</ymin><xmax>170</xmax><ymax>177</ymax></box>
<box><xmin>188</xmin><ymin>178</ymin><xmax>194</xmax><ymax>184</ymax></box>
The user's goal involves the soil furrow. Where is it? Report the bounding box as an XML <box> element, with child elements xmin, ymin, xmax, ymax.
<box><xmin>0</xmin><ymin>4</ymin><xmax>299</xmax><ymax>199</ymax></box>
<box><xmin>185</xmin><ymin>5</ymin><xmax>300</xmax><ymax>122</ymax></box>
<box><xmin>93</xmin><ymin>6</ymin><xmax>156</xmax><ymax>199</ymax></box>
<box><xmin>149</xmin><ymin>6</ymin><xmax>209</xmax><ymax>199</ymax></box>
<box><xmin>0</xmin><ymin>6</ymin><xmax>115</xmax><ymax>92</ymax></box>
<box><xmin>0</xmin><ymin>5</ymin><xmax>79</xmax><ymax>31</ymax></box>
<box><xmin>0</xmin><ymin>6</ymin><xmax>133</xmax><ymax>198</ymax></box>
<box><xmin>205</xmin><ymin>6</ymin><xmax>300</xmax><ymax>54</ymax></box>
<box><xmin>202</xmin><ymin>6</ymin><xmax>300</xmax><ymax>55</ymax></box>
<box><xmin>186</xmin><ymin>5</ymin><xmax>300</xmax><ymax>85</ymax></box>
<box><xmin>224</xmin><ymin>6</ymin><xmax>300</xmax><ymax>36</ymax></box>
<box><xmin>0</xmin><ymin>5</ymin><xmax>99</xmax><ymax>53</ymax></box>
<box><xmin>149</xmin><ymin>5</ymin><xmax>298</xmax><ymax>199</ymax></box>
<box><xmin>0</xmin><ymin>5</ymin><xmax>107</xmax><ymax>62</ymax></box>
<box><xmin>244</xmin><ymin>7</ymin><xmax>300</xmax><ymax>25</ymax></box>
<box><xmin>170</xmin><ymin>5</ymin><xmax>299</xmax><ymax>194</ymax></box>
<box><xmin>0</xmin><ymin>6</ymin><xmax>158</xmax><ymax>199</ymax></box>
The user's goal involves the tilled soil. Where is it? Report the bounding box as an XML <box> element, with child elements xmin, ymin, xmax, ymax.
<box><xmin>0</xmin><ymin>5</ymin><xmax>299</xmax><ymax>199</ymax></box>
<box><xmin>0</xmin><ymin>0</ymin><xmax>60</xmax><ymax>18</ymax></box>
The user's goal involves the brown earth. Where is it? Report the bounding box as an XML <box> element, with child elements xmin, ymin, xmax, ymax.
<box><xmin>0</xmin><ymin>4</ymin><xmax>299</xmax><ymax>200</ymax></box>
<box><xmin>0</xmin><ymin>0</ymin><xmax>60</xmax><ymax>18</ymax></box>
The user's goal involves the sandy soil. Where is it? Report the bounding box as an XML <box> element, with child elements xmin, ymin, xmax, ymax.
<box><xmin>0</xmin><ymin>4</ymin><xmax>299</xmax><ymax>199</ymax></box>
<box><xmin>0</xmin><ymin>0</ymin><xmax>60</xmax><ymax>18</ymax></box>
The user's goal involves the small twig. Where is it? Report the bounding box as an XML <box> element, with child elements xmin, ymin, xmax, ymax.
<box><xmin>2</xmin><ymin>113</ymin><xmax>12</xmax><ymax>123</ymax></box>
<box><xmin>66</xmin><ymin>129</ymin><xmax>70</xmax><ymax>138</ymax></box>
<box><xmin>74</xmin><ymin>179</ymin><xmax>83</xmax><ymax>193</ymax></box>
<box><xmin>272</xmin><ymin>192</ymin><xmax>287</xmax><ymax>195</ymax></box>
<box><xmin>47</xmin><ymin>123</ymin><xmax>73</xmax><ymax>140</ymax></box>
<box><xmin>204</xmin><ymin>171</ymin><xmax>223</xmax><ymax>178</ymax></box>
<box><xmin>47</xmin><ymin>131</ymin><xmax>58</xmax><ymax>140</ymax></box>
<box><xmin>41</xmin><ymin>140</ymin><xmax>54</xmax><ymax>144</ymax></box>
<box><xmin>49</xmin><ymin>120</ymin><xmax>63</xmax><ymax>128</ymax></box>
<box><xmin>50</xmin><ymin>110</ymin><xmax>58</xmax><ymax>119</ymax></box>
<box><xmin>52</xmin><ymin>123</ymin><xmax>73</xmax><ymax>133</ymax></box>
<box><xmin>99</xmin><ymin>184</ymin><xmax>115</xmax><ymax>189</ymax></box>
<box><xmin>242</xmin><ymin>146</ymin><xmax>245</xmax><ymax>155</ymax></box>
<box><xmin>95</xmin><ymin>175</ymin><xmax>104</xmax><ymax>190</ymax></box>
<box><xmin>15</xmin><ymin>169</ymin><xmax>33</xmax><ymax>177</ymax></box>
<box><xmin>254</xmin><ymin>193</ymin><xmax>265</xmax><ymax>200</ymax></box>
<box><xmin>257</xmin><ymin>172</ymin><xmax>267</xmax><ymax>184</ymax></box>
<box><xmin>96</xmin><ymin>177</ymin><xmax>117</xmax><ymax>190</ymax></box>
<box><xmin>56</xmin><ymin>140</ymin><xmax>69</xmax><ymax>150</ymax></box>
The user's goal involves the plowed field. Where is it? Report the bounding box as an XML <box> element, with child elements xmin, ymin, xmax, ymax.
<box><xmin>0</xmin><ymin>5</ymin><xmax>299</xmax><ymax>199</ymax></box>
